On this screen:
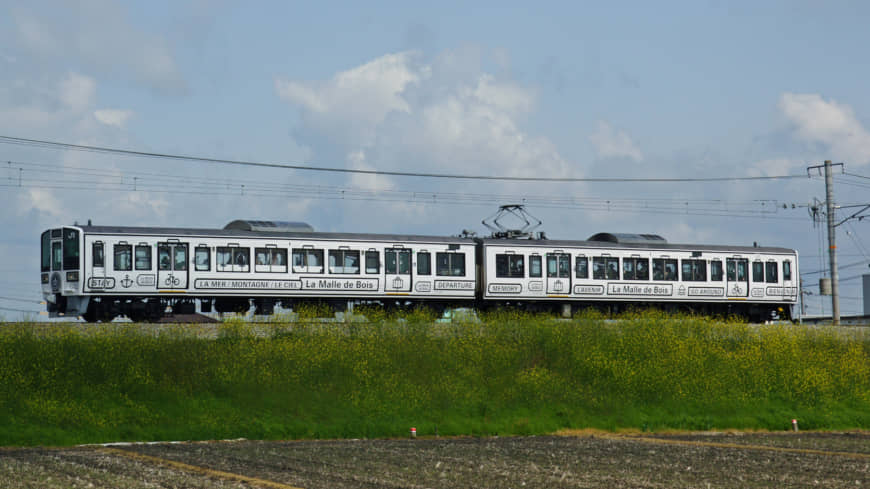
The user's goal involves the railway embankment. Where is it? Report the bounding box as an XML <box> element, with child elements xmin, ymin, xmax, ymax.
<box><xmin>1</xmin><ymin>310</ymin><xmax>868</xmax><ymax>446</ymax></box>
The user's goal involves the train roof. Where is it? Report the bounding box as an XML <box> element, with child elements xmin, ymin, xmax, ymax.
<box><xmin>478</xmin><ymin>236</ymin><xmax>796</xmax><ymax>254</ymax></box>
<box><xmin>76</xmin><ymin>225</ymin><xmax>472</xmax><ymax>244</ymax></box>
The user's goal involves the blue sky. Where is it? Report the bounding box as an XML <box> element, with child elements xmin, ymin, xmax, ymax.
<box><xmin>2</xmin><ymin>0</ymin><xmax>870</xmax><ymax>319</ymax></box>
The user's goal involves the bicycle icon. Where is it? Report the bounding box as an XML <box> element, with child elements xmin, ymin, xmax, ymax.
<box><xmin>164</xmin><ymin>274</ymin><xmax>181</xmax><ymax>287</ymax></box>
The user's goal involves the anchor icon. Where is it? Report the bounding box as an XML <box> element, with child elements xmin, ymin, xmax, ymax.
<box><xmin>120</xmin><ymin>275</ymin><xmax>133</xmax><ymax>288</ymax></box>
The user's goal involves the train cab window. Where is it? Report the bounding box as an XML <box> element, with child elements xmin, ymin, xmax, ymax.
<box><xmin>710</xmin><ymin>260</ymin><xmax>723</xmax><ymax>281</ymax></box>
<box><xmin>417</xmin><ymin>252</ymin><xmax>431</xmax><ymax>275</ymax></box>
<box><xmin>135</xmin><ymin>245</ymin><xmax>152</xmax><ymax>270</ymax></box>
<box><xmin>765</xmin><ymin>262</ymin><xmax>778</xmax><ymax>283</ymax></box>
<box><xmin>783</xmin><ymin>261</ymin><xmax>792</xmax><ymax>281</ymax></box>
<box><xmin>681</xmin><ymin>259</ymin><xmax>706</xmax><ymax>281</ymax></box>
<box><xmin>292</xmin><ymin>248</ymin><xmax>324</xmax><ymax>274</ymax></box>
<box><xmin>653</xmin><ymin>258</ymin><xmax>678</xmax><ymax>281</ymax></box>
<box><xmin>52</xmin><ymin>242</ymin><xmax>63</xmax><ymax>271</ymax></box>
<box><xmin>575</xmin><ymin>256</ymin><xmax>588</xmax><ymax>279</ymax></box>
<box><xmin>195</xmin><ymin>247</ymin><xmax>210</xmax><ymax>271</ymax></box>
<box><xmin>92</xmin><ymin>242</ymin><xmax>104</xmax><ymax>268</ymax></box>
<box><xmin>63</xmin><ymin>228</ymin><xmax>80</xmax><ymax>270</ymax></box>
<box><xmin>752</xmin><ymin>262</ymin><xmax>764</xmax><ymax>282</ymax></box>
<box><xmin>114</xmin><ymin>244</ymin><xmax>132</xmax><ymax>271</ymax></box>
<box><xmin>529</xmin><ymin>255</ymin><xmax>542</xmax><ymax>277</ymax></box>
<box><xmin>436</xmin><ymin>252</ymin><xmax>465</xmax><ymax>277</ymax></box>
<box><xmin>496</xmin><ymin>254</ymin><xmax>525</xmax><ymax>278</ymax></box>
<box><xmin>365</xmin><ymin>251</ymin><xmax>380</xmax><ymax>274</ymax></box>
<box><xmin>329</xmin><ymin>250</ymin><xmax>360</xmax><ymax>274</ymax></box>
<box><xmin>41</xmin><ymin>231</ymin><xmax>51</xmax><ymax>272</ymax></box>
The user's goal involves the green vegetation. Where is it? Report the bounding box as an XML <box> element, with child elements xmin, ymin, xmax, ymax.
<box><xmin>1</xmin><ymin>311</ymin><xmax>869</xmax><ymax>446</ymax></box>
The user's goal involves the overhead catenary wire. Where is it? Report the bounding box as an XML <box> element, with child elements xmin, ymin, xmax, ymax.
<box><xmin>0</xmin><ymin>135</ymin><xmax>810</xmax><ymax>183</ymax></box>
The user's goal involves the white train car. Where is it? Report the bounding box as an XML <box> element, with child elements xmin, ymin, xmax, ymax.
<box><xmin>41</xmin><ymin>221</ymin><xmax>477</xmax><ymax>322</ymax></box>
<box><xmin>480</xmin><ymin>233</ymin><xmax>799</xmax><ymax>321</ymax></box>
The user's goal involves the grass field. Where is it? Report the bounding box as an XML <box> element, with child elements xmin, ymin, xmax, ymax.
<box><xmin>1</xmin><ymin>310</ymin><xmax>869</xmax><ymax>446</ymax></box>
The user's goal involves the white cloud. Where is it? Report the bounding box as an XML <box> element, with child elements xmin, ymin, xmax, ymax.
<box><xmin>59</xmin><ymin>73</ymin><xmax>96</xmax><ymax>112</ymax></box>
<box><xmin>780</xmin><ymin>92</ymin><xmax>870</xmax><ymax>166</ymax></box>
<box><xmin>94</xmin><ymin>109</ymin><xmax>133</xmax><ymax>128</ymax></box>
<box><xmin>588</xmin><ymin>121</ymin><xmax>643</xmax><ymax>162</ymax></box>
<box><xmin>13</xmin><ymin>3</ymin><xmax>186</xmax><ymax>94</ymax></box>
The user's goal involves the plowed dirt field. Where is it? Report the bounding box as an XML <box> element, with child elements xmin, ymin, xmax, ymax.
<box><xmin>1</xmin><ymin>433</ymin><xmax>868</xmax><ymax>488</ymax></box>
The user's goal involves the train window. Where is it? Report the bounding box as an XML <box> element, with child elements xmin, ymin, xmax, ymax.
<box><xmin>765</xmin><ymin>262</ymin><xmax>778</xmax><ymax>283</ymax></box>
<box><xmin>216</xmin><ymin>247</ymin><xmax>250</xmax><ymax>272</ymax></box>
<box><xmin>436</xmin><ymin>252</ymin><xmax>465</xmax><ymax>276</ymax></box>
<box><xmin>737</xmin><ymin>261</ymin><xmax>747</xmax><ymax>281</ymax></box>
<box><xmin>727</xmin><ymin>260</ymin><xmax>736</xmax><ymax>281</ymax></box>
<box><xmin>292</xmin><ymin>248</ymin><xmax>324</xmax><ymax>274</ymax></box>
<box><xmin>417</xmin><ymin>252</ymin><xmax>431</xmax><ymax>275</ymax></box>
<box><xmin>398</xmin><ymin>250</ymin><xmax>411</xmax><ymax>274</ymax></box>
<box><xmin>710</xmin><ymin>260</ymin><xmax>723</xmax><ymax>281</ymax></box>
<box><xmin>681</xmin><ymin>259</ymin><xmax>706</xmax><ymax>281</ymax></box>
<box><xmin>783</xmin><ymin>261</ymin><xmax>792</xmax><ymax>281</ymax></box>
<box><xmin>113</xmin><ymin>244</ymin><xmax>132</xmax><ymax>271</ymax></box>
<box><xmin>547</xmin><ymin>254</ymin><xmax>571</xmax><ymax>278</ymax></box>
<box><xmin>217</xmin><ymin>247</ymin><xmax>232</xmax><ymax>272</ymax></box>
<box><xmin>195</xmin><ymin>247</ymin><xmax>210</xmax><ymax>271</ymax></box>
<box><xmin>63</xmin><ymin>228</ymin><xmax>80</xmax><ymax>270</ymax></box>
<box><xmin>365</xmin><ymin>251</ymin><xmax>379</xmax><ymax>274</ymax></box>
<box><xmin>255</xmin><ymin>248</ymin><xmax>288</xmax><ymax>273</ymax></box>
<box><xmin>593</xmin><ymin>257</ymin><xmax>618</xmax><ymax>280</ymax></box>
<box><xmin>752</xmin><ymin>262</ymin><xmax>764</xmax><ymax>282</ymax></box>
<box><xmin>135</xmin><ymin>245</ymin><xmax>151</xmax><ymax>270</ymax></box>
<box><xmin>622</xmin><ymin>258</ymin><xmax>649</xmax><ymax>281</ymax></box>
<box><xmin>496</xmin><ymin>254</ymin><xmax>524</xmax><ymax>278</ymax></box>
<box><xmin>575</xmin><ymin>256</ymin><xmax>588</xmax><ymax>279</ymax></box>
<box><xmin>92</xmin><ymin>242</ymin><xmax>104</xmax><ymax>268</ymax></box>
<box><xmin>41</xmin><ymin>231</ymin><xmax>51</xmax><ymax>272</ymax></box>
<box><xmin>592</xmin><ymin>257</ymin><xmax>605</xmax><ymax>280</ymax></box>
<box><xmin>174</xmin><ymin>246</ymin><xmax>188</xmax><ymax>271</ymax></box>
<box><xmin>158</xmin><ymin>245</ymin><xmax>172</xmax><ymax>271</ymax></box>
<box><xmin>653</xmin><ymin>258</ymin><xmax>678</xmax><ymax>281</ymax></box>
<box><xmin>52</xmin><ymin>242</ymin><xmax>63</xmax><ymax>271</ymax></box>
<box><xmin>636</xmin><ymin>259</ymin><xmax>649</xmax><ymax>280</ymax></box>
<box><xmin>329</xmin><ymin>250</ymin><xmax>360</xmax><ymax>274</ymax></box>
<box><xmin>529</xmin><ymin>255</ymin><xmax>542</xmax><ymax>277</ymax></box>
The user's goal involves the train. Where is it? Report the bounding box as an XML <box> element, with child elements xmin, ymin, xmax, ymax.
<box><xmin>40</xmin><ymin>217</ymin><xmax>799</xmax><ymax>322</ymax></box>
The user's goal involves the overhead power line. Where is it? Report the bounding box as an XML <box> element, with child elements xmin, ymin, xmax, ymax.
<box><xmin>0</xmin><ymin>134</ymin><xmax>809</xmax><ymax>183</ymax></box>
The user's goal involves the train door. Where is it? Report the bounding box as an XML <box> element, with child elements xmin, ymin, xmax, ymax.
<box><xmin>546</xmin><ymin>253</ymin><xmax>571</xmax><ymax>294</ymax></box>
<box><xmin>385</xmin><ymin>248</ymin><xmax>412</xmax><ymax>292</ymax></box>
<box><xmin>91</xmin><ymin>241</ymin><xmax>106</xmax><ymax>283</ymax></box>
<box><xmin>157</xmin><ymin>242</ymin><xmax>189</xmax><ymax>289</ymax></box>
<box><xmin>726</xmin><ymin>258</ymin><xmax>748</xmax><ymax>297</ymax></box>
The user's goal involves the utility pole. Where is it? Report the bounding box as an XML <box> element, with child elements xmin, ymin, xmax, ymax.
<box><xmin>807</xmin><ymin>160</ymin><xmax>843</xmax><ymax>325</ymax></box>
<box><xmin>824</xmin><ymin>160</ymin><xmax>840</xmax><ymax>325</ymax></box>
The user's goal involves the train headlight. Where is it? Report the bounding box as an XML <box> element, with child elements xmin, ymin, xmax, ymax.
<box><xmin>42</xmin><ymin>273</ymin><xmax>49</xmax><ymax>284</ymax></box>
<box><xmin>66</xmin><ymin>271</ymin><xmax>79</xmax><ymax>282</ymax></box>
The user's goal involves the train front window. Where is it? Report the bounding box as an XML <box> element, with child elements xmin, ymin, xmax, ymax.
<box><xmin>51</xmin><ymin>242</ymin><xmax>62</xmax><ymax>271</ymax></box>
<box><xmin>783</xmin><ymin>261</ymin><xmax>792</xmax><ymax>281</ymax></box>
<box><xmin>63</xmin><ymin>228</ymin><xmax>80</xmax><ymax>270</ymax></box>
<box><xmin>41</xmin><ymin>231</ymin><xmax>51</xmax><ymax>272</ymax></box>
